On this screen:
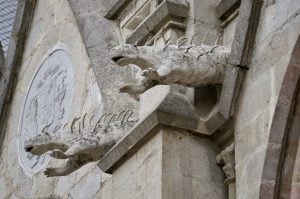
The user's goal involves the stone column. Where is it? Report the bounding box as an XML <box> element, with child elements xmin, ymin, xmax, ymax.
<box><xmin>98</xmin><ymin>111</ymin><xmax>227</xmax><ymax>199</ymax></box>
<box><xmin>216</xmin><ymin>143</ymin><xmax>236</xmax><ymax>199</ymax></box>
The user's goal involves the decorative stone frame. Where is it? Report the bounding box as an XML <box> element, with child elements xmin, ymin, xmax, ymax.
<box><xmin>259</xmin><ymin>35</ymin><xmax>300</xmax><ymax>199</ymax></box>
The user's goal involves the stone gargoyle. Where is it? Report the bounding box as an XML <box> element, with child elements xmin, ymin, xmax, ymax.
<box><xmin>24</xmin><ymin>109</ymin><xmax>137</xmax><ymax>177</ymax></box>
<box><xmin>110</xmin><ymin>39</ymin><xmax>231</xmax><ymax>94</ymax></box>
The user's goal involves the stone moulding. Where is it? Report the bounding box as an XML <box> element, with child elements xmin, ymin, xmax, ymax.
<box><xmin>105</xmin><ymin>0</ymin><xmax>189</xmax><ymax>45</ymax></box>
<box><xmin>0</xmin><ymin>0</ymin><xmax>37</xmax><ymax>150</ymax></box>
<box><xmin>215</xmin><ymin>0</ymin><xmax>241</xmax><ymax>20</ymax></box>
<box><xmin>125</xmin><ymin>0</ymin><xmax>189</xmax><ymax>45</ymax></box>
<box><xmin>259</xmin><ymin>36</ymin><xmax>300</xmax><ymax>199</ymax></box>
<box><xmin>97</xmin><ymin>89</ymin><xmax>230</xmax><ymax>173</ymax></box>
<box><xmin>97</xmin><ymin>109</ymin><xmax>196</xmax><ymax>173</ymax></box>
<box><xmin>105</xmin><ymin>0</ymin><xmax>131</xmax><ymax>19</ymax></box>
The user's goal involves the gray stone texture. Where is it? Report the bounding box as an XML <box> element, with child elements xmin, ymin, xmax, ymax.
<box><xmin>234</xmin><ymin>0</ymin><xmax>300</xmax><ymax>198</ymax></box>
<box><xmin>0</xmin><ymin>0</ymin><xmax>105</xmax><ymax>198</ymax></box>
<box><xmin>0</xmin><ymin>0</ymin><xmax>37</xmax><ymax>154</ymax></box>
<box><xmin>259</xmin><ymin>36</ymin><xmax>300</xmax><ymax>198</ymax></box>
<box><xmin>101</xmin><ymin>127</ymin><xmax>226</xmax><ymax>199</ymax></box>
<box><xmin>0</xmin><ymin>0</ymin><xmax>299</xmax><ymax>199</ymax></box>
<box><xmin>67</xmin><ymin>0</ymin><xmax>139</xmax><ymax>115</ymax></box>
<box><xmin>215</xmin><ymin>0</ymin><xmax>241</xmax><ymax>19</ymax></box>
<box><xmin>124</xmin><ymin>0</ymin><xmax>189</xmax><ymax>44</ymax></box>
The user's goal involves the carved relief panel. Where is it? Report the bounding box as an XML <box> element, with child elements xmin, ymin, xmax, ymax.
<box><xmin>18</xmin><ymin>44</ymin><xmax>75</xmax><ymax>176</ymax></box>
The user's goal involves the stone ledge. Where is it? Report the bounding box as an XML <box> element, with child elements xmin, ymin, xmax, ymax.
<box><xmin>98</xmin><ymin>108</ymin><xmax>227</xmax><ymax>173</ymax></box>
<box><xmin>98</xmin><ymin>106</ymin><xmax>212</xmax><ymax>173</ymax></box>
<box><xmin>215</xmin><ymin>0</ymin><xmax>241</xmax><ymax>20</ymax></box>
<box><xmin>125</xmin><ymin>0</ymin><xmax>189</xmax><ymax>45</ymax></box>
<box><xmin>104</xmin><ymin>0</ymin><xmax>131</xmax><ymax>19</ymax></box>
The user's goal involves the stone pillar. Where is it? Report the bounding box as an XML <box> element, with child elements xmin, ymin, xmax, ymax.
<box><xmin>98</xmin><ymin>115</ymin><xmax>227</xmax><ymax>198</ymax></box>
<box><xmin>216</xmin><ymin>143</ymin><xmax>236</xmax><ymax>199</ymax></box>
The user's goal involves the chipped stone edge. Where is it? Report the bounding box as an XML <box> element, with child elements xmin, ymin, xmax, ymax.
<box><xmin>0</xmin><ymin>0</ymin><xmax>37</xmax><ymax>150</ymax></box>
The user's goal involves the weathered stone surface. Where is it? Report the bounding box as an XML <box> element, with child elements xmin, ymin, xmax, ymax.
<box><xmin>0</xmin><ymin>0</ymin><xmax>37</xmax><ymax>148</ymax></box>
<box><xmin>229</xmin><ymin>0</ymin><xmax>262</xmax><ymax>67</ymax></box>
<box><xmin>69</xmin><ymin>167</ymin><xmax>101</xmax><ymax>199</ymax></box>
<box><xmin>215</xmin><ymin>0</ymin><xmax>241</xmax><ymax>19</ymax></box>
<box><xmin>0</xmin><ymin>0</ymin><xmax>105</xmax><ymax>197</ymax></box>
<box><xmin>0</xmin><ymin>176</ymin><xmax>8</xmax><ymax>199</ymax></box>
<box><xmin>101</xmin><ymin>177</ymin><xmax>113</xmax><ymax>199</ymax></box>
<box><xmin>67</xmin><ymin>0</ymin><xmax>139</xmax><ymax>115</ymax></box>
<box><xmin>125</xmin><ymin>0</ymin><xmax>189</xmax><ymax>44</ymax></box>
<box><xmin>54</xmin><ymin>172</ymin><xmax>77</xmax><ymax>196</ymax></box>
<box><xmin>187</xmin><ymin>0</ymin><xmax>221</xmax><ymax>45</ymax></box>
<box><xmin>105</xmin><ymin>128</ymin><xmax>225</xmax><ymax>199</ymax></box>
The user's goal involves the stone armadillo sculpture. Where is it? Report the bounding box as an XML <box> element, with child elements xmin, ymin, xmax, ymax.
<box><xmin>24</xmin><ymin>109</ymin><xmax>137</xmax><ymax>177</ymax></box>
<box><xmin>110</xmin><ymin>41</ymin><xmax>231</xmax><ymax>94</ymax></box>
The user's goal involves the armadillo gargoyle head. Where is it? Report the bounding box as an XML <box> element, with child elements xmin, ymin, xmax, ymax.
<box><xmin>24</xmin><ymin>133</ymin><xmax>67</xmax><ymax>156</ymax></box>
<box><xmin>110</xmin><ymin>43</ymin><xmax>230</xmax><ymax>94</ymax></box>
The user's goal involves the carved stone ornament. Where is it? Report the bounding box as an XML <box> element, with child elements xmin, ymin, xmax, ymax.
<box><xmin>111</xmin><ymin>42</ymin><xmax>231</xmax><ymax>94</ymax></box>
<box><xmin>18</xmin><ymin>44</ymin><xmax>75</xmax><ymax>176</ymax></box>
<box><xmin>24</xmin><ymin>109</ymin><xmax>138</xmax><ymax>177</ymax></box>
<box><xmin>216</xmin><ymin>143</ymin><xmax>235</xmax><ymax>185</ymax></box>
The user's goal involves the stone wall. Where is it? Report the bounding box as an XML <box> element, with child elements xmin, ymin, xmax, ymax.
<box><xmin>234</xmin><ymin>0</ymin><xmax>300</xmax><ymax>198</ymax></box>
<box><xmin>101</xmin><ymin>128</ymin><xmax>226</xmax><ymax>199</ymax></box>
<box><xmin>0</xmin><ymin>0</ymin><xmax>300</xmax><ymax>198</ymax></box>
<box><xmin>0</xmin><ymin>0</ymin><xmax>105</xmax><ymax>198</ymax></box>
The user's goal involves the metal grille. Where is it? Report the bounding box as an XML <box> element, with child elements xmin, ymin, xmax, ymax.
<box><xmin>0</xmin><ymin>0</ymin><xmax>18</xmax><ymax>56</ymax></box>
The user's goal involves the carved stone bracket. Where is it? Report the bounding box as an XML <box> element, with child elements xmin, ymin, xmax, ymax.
<box><xmin>216</xmin><ymin>143</ymin><xmax>235</xmax><ymax>185</ymax></box>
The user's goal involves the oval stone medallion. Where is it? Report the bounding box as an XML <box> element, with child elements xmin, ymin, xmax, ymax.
<box><xmin>18</xmin><ymin>45</ymin><xmax>75</xmax><ymax>176</ymax></box>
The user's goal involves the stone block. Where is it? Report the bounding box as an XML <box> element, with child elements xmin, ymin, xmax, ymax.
<box><xmin>229</xmin><ymin>0</ymin><xmax>262</xmax><ymax>67</ymax></box>
<box><xmin>223</xmin><ymin>16</ymin><xmax>238</xmax><ymax>47</ymax></box>
<box><xmin>69</xmin><ymin>167</ymin><xmax>101</xmax><ymax>199</ymax></box>
<box><xmin>235</xmin><ymin>70</ymin><xmax>272</xmax><ymax>127</ymax></box>
<box><xmin>54</xmin><ymin>171</ymin><xmax>77</xmax><ymax>196</ymax></box>
<box><xmin>235</xmin><ymin>111</ymin><xmax>270</xmax><ymax>164</ymax></box>
<box><xmin>215</xmin><ymin>0</ymin><xmax>240</xmax><ymax>19</ymax></box>
<box><xmin>125</xmin><ymin>0</ymin><xmax>189</xmax><ymax>44</ymax></box>
<box><xmin>100</xmin><ymin>127</ymin><xmax>225</xmax><ymax>199</ymax></box>
<box><xmin>236</xmin><ymin>147</ymin><xmax>266</xmax><ymax>199</ymax></box>
<box><xmin>101</xmin><ymin>177</ymin><xmax>113</xmax><ymax>199</ymax></box>
<box><xmin>0</xmin><ymin>176</ymin><xmax>8</xmax><ymax>199</ymax></box>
